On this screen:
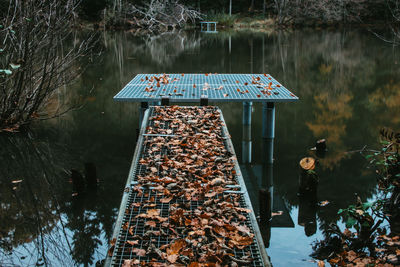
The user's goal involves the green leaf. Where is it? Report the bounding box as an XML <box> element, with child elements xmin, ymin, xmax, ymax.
<box><xmin>9</xmin><ymin>63</ymin><xmax>20</xmax><ymax>69</ymax></box>
<box><xmin>396</xmin><ymin>173</ymin><xmax>400</xmax><ymax>177</ymax></box>
<box><xmin>0</xmin><ymin>48</ymin><xmax>3</xmax><ymax>53</ymax></box>
<box><xmin>365</xmin><ymin>155</ymin><xmax>373</xmax><ymax>159</ymax></box>
<box><xmin>25</xmin><ymin>18</ymin><xmax>32</xmax><ymax>22</ymax></box>
<box><xmin>346</xmin><ymin>216</ymin><xmax>357</xmax><ymax>228</ymax></box>
<box><xmin>338</xmin><ymin>209</ymin><xmax>344</xmax><ymax>214</ymax></box>
<box><xmin>362</xmin><ymin>201</ymin><xmax>374</xmax><ymax>210</ymax></box>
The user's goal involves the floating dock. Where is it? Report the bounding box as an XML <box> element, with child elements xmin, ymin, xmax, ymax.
<box><xmin>107</xmin><ymin>106</ymin><xmax>271</xmax><ymax>266</ymax></box>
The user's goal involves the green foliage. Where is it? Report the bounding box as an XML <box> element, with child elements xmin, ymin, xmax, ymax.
<box><xmin>337</xmin><ymin>201</ymin><xmax>376</xmax><ymax>230</ymax></box>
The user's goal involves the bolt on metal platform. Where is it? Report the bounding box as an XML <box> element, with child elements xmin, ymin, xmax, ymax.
<box><xmin>106</xmin><ymin>106</ymin><xmax>271</xmax><ymax>267</ymax></box>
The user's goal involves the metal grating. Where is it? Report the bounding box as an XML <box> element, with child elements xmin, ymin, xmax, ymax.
<box><xmin>108</xmin><ymin>106</ymin><xmax>270</xmax><ymax>267</ymax></box>
<box><xmin>114</xmin><ymin>74</ymin><xmax>298</xmax><ymax>102</ymax></box>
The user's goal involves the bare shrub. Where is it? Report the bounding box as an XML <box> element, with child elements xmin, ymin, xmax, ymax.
<box><xmin>0</xmin><ymin>0</ymin><xmax>95</xmax><ymax>132</ymax></box>
<box><xmin>273</xmin><ymin>0</ymin><xmax>371</xmax><ymax>25</ymax></box>
<box><xmin>126</xmin><ymin>0</ymin><xmax>203</xmax><ymax>32</ymax></box>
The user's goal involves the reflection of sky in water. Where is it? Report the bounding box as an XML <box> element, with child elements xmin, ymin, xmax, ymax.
<box><xmin>1</xmin><ymin>29</ymin><xmax>399</xmax><ymax>266</ymax></box>
<box><xmin>269</xmin><ymin>207</ymin><xmax>323</xmax><ymax>266</ymax></box>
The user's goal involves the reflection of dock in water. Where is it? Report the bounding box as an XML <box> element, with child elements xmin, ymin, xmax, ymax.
<box><xmin>240</xmin><ymin>101</ymin><xmax>295</xmax><ymax>248</ymax></box>
<box><xmin>241</xmin><ymin>165</ymin><xmax>294</xmax><ymax>228</ymax></box>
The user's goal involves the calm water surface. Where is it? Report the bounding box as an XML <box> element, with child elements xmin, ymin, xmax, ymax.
<box><xmin>1</xmin><ymin>29</ymin><xmax>400</xmax><ymax>266</ymax></box>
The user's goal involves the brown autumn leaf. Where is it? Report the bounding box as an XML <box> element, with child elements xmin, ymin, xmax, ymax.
<box><xmin>272</xmin><ymin>211</ymin><xmax>283</xmax><ymax>217</ymax></box>
<box><xmin>166</xmin><ymin>239</ymin><xmax>186</xmax><ymax>263</ymax></box>
<box><xmin>145</xmin><ymin>220</ymin><xmax>157</xmax><ymax>227</ymax></box>
<box><xmin>160</xmin><ymin>196</ymin><xmax>173</xmax><ymax>203</ymax></box>
<box><xmin>122</xmin><ymin>259</ymin><xmax>140</xmax><ymax>267</ymax></box>
<box><xmin>213</xmin><ymin>226</ymin><xmax>228</xmax><ymax>237</ymax></box>
<box><xmin>210</xmin><ymin>178</ymin><xmax>224</xmax><ymax>186</ymax></box>
<box><xmin>228</xmin><ymin>232</ymin><xmax>253</xmax><ymax>248</ymax></box>
<box><xmin>328</xmin><ymin>257</ymin><xmax>340</xmax><ymax>265</ymax></box>
<box><xmin>126</xmin><ymin>240</ymin><xmax>139</xmax><ymax>246</ymax></box>
<box><xmin>129</xmin><ymin>226</ymin><xmax>134</xmax><ymax>235</ymax></box>
<box><xmin>132</xmin><ymin>248</ymin><xmax>146</xmax><ymax>257</ymax></box>
<box><xmin>235</xmin><ymin>207</ymin><xmax>252</xmax><ymax>213</ymax></box>
<box><xmin>108</xmin><ymin>238</ymin><xmax>116</xmax><ymax>257</ymax></box>
<box><xmin>346</xmin><ymin>250</ymin><xmax>357</xmax><ymax>262</ymax></box>
<box><xmin>317</xmin><ymin>260</ymin><xmax>325</xmax><ymax>267</ymax></box>
<box><xmin>145</xmin><ymin>209</ymin><xmax>160</xmax><ymax>217</ymax></box>
<box><xmin>205</xmin><ymin>191</ymin><xmax>217</xmax><ymax>198</ymax></box>
<box><xmin>235</xmin><ymin>224</ymin><xmax>252</xmax><ymax>236</ymax></box>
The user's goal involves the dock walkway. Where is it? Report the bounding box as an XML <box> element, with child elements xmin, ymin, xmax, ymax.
<box><xmin>108</xmin><ymin>106</ymin><xmax>271</xmax><ymax>266</ymax></box>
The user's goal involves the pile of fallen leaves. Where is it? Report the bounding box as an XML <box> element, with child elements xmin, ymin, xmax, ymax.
<box><xmin>110</xmin><ymin>106</ymin><xmax>262</xmax><ymax>267</ymax></box>
<box><xmin>315</xmin><ymin>233</ymin><xmax>400</xmax><ymax>266</ymax></box>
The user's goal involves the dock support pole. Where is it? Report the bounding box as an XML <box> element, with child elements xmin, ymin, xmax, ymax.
<box><xmin>200</xmin><ymin>95</ymin><xmax>209</xmax><ymax>106</ymax></box>
<box><xmin>262</xmin><ymin>102</ymin><xmax>275</xmax><ymax>164</ymax></box>
<box><xmin>139</xmin><ymin>102</ymin><xmax>148</xmax><ymax>128</ymax></box>
<box><xmin>161</xmin><ymin>97</ymin><xmax>170</xmax><ymax>106</ymax></box>
<box><xmin>242</xmin><ymin>102</ymin><xmax>252</xmax><ymax>163</ymax></box>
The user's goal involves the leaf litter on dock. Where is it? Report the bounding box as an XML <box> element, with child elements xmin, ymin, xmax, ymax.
<box><xmin>117</xmin><ymin>106</ymin><xmax>259</xmax><ymax>266</ymax></box>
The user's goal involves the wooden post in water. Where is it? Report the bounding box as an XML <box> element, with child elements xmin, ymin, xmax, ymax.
<box><xmin>298</xmin><ymin>157</ymin><xmax>318</xmax><ymax>236</ymax></box>
<box><xmin>299</xmin><ymin>157</ymin><xmax>318</xmax><ymax>193</ymax></box>
<box><xmin>71</xmin><ymin>169</ymin><xmax>85</xmax><ymax>194</ymax></box>
<box><xmin>85</xmin><ymin>162</ymin><xmax>97</xmax><ymax>189</ymax></box>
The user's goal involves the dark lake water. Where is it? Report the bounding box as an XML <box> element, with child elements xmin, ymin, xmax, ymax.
<box><xmin>1</xmin><ymin>28</ymin><xmax>400</xmax><ymax>266</ymax></box>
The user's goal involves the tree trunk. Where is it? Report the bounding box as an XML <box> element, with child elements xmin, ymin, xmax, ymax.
<box><xmin>249</xmin><ymin>0</ymin><xmax>255</xmax><ymax>12</ymax></box>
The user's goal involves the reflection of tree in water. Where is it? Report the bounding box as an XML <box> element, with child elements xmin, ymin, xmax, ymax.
<box><xmin>0</xmin><ymin>133</ymin><xmax>74</xmax><ymax>266</ymax></box>
<box><xmin>134</xmin><ymin>30</ymin><xmax>201</xmax><ymax>66</ymax></box>
<box><xmin>258</xmin><ymin>30</ymin><xmax>396</xmax><ymax>231</ymax></box>
<box><xmin>307</xmin><ymin>92</ymin><xmax>353</xmax><ymax>169</ymax></box>
<box><xmin>368</xmin><ymin>81</ymin><xmax>400</xmax><ymax>126</ymax></box>
<box><xmin>0</xmin><ymin>132</ymin><xmax>109</xmax><ymax>266</ymax></box>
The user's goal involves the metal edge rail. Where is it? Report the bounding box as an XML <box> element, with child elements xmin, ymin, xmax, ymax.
<box><xmin>104</xmin><ymin>108</ymin><xmax>151</xmax><ymax>267</ymax></box>
<box><xmin>113</xmin><ymin>97</ymin><xmax>299</xmax><ymax>103</ymax></box>
<box><xmin>218</xmin><ymin>109</ymin><xmax>272</xmax><ymax>267</ymax></box>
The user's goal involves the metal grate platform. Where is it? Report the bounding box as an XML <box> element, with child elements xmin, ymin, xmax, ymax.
<box><xmin>108</xmin><ymin>106</ymin><xmax>270</xmax><ymax>267</ymax></box>
<box><xmin>114</xmin><ymin>74</ymin><xmax>298</xmax><ymax>102</ymax></box>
